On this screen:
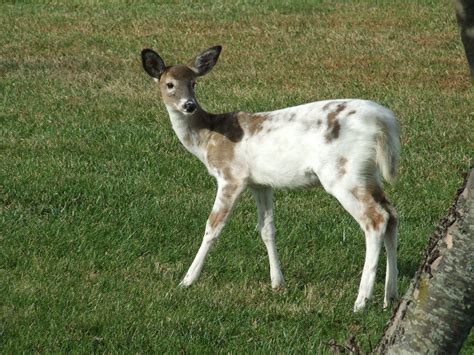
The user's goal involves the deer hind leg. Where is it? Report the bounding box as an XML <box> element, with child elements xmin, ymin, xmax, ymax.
<box><xmin>382</xmin><ymin>200</ymin><xmax>398</xmax><ymax>308</ymax></box>
<box><xmin>251</xmin><ymin>186</ymin><xmax>285</xmax><ymax>289</ymax></box>
<box><xmin>332</xmin><ymin>184</ymin><xmax>394</xmax><ymax>311</ymax></box>
<box><xmin>179</xmin><ymin>181</ymin><xmax>246</xmax><ymax>287</ymax></box>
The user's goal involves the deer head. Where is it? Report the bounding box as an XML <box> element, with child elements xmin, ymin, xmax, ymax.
<box><xmin>141</xmin><ymin>46</ymin><xmax>222</xmax><ymax>115</ymax></box>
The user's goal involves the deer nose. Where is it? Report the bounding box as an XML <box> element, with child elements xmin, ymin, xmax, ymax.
<box><xmin>183</xmin><ymin>100</ymin><xmax>197</xmax><ymax>113</ymax></box>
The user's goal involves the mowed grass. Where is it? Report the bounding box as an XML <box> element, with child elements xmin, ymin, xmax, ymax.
<box><xmin>1</xmin><ymin>0</ymin><xmax>472</xmax><ymax>352</ymax></box>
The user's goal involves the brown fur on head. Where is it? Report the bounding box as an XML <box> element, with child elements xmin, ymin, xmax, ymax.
<box><xmin>141</xmin><ymin>46</ymin><xmax>222</xmax><ymax>115</ymax></box>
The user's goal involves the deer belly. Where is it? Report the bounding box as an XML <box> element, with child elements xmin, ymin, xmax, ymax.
<box><xmin>248</xmin><ymin>156</ymin><xmax>320</xmax><ymax>188</ymax></box>
<box><xmin>243</xmin><ymin>129</ymin><xmax>324</xmax><ymax>188</ymax></box>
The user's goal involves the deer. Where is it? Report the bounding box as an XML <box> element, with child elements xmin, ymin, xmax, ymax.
<box><xmin>141</xmin><ymin>45</ymin><xmax>400</xmax><ymax>311</ymax></box>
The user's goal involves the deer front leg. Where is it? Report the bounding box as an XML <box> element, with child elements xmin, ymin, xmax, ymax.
<box><xmin>179</xmin><ymin>181</ymin><xmax>245</xmax><ymax>287</ymax></box>
<box><xmin>251</xmin><ymin>186</ymin><xmax>285</xmax><ymax>289</ymax></box>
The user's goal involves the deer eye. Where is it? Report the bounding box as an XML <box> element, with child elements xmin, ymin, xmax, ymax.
<box><xmin>166</xmin><ymin>82</ymin><xmax>174</xmax><ymax>89</ymax></box>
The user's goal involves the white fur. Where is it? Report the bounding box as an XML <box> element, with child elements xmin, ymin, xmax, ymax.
<box><xmin>244</xmin><ymin>100</ymin><xmax>398</xmax><ymax>190</ymax></box>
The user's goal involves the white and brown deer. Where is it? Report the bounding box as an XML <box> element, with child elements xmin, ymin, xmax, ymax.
<box><xmin>141</xmin><ymin>45</ymin><xmax>400</xmax><ymax>311</ymax></box>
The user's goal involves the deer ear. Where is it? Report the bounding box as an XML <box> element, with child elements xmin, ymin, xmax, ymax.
<box><xmin>188</xmin><ymin>45</ymin><xmax>222</xmax><ymax>76</ymax></box>
<box><xmin>141</xmin><ymin>49</ymin><xmax>166</xmax><ymax>79</ymax></box>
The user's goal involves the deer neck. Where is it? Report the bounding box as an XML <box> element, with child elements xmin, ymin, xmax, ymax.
<box><xmin>165</xmin><ymin>104</ymin><xmax>212</xmax><ymax>161</ymax></box>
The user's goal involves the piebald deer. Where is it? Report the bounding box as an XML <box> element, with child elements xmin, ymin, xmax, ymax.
<box><xmin>141</xmin><ymin>46</ymin><xmax>400</xmax><ymax>311</ymax></box>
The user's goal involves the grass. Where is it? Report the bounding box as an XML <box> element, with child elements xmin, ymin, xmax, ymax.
<box><xmin>1</xmin><ymin>0</ymin><xmax>472</xmax><ymax>353</ymax></box>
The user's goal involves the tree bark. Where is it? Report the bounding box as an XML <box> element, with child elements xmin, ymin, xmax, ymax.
<box><xmin>375</xmin><ymin>168</ymin><xmax>474</xmax><ymax>354</ymax></box>
<box><xmin>453</xmin><ymin>0</ymin><xmax>474</xmax><ymax>79</ymax></box>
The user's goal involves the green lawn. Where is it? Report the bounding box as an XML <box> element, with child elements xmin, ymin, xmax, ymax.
<box><xmin>1</xmin><ymin>0</ymin><xmax>472</xmax><ymax>352</ymax></box>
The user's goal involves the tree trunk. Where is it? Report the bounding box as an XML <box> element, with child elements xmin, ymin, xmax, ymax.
<box><xmin>375</xmin><ymin>168</ymin><xmax>474</xmax><ymax>354</ymax></box>
<box><xmin>453</xmin><ymin>0</ymin><xmax>474</xmax><ymax>78</ymax></box>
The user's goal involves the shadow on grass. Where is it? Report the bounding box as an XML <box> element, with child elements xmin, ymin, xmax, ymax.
<box><xmin>398</xmin><ymin>259</ymin><xmax>420</xmax><ymax>281</ymax></box>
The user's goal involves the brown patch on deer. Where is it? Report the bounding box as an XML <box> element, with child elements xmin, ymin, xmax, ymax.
<box><xmin>208</xmin><ymin>207</ymin><xmax>230</xmax><ymax>229</ymax></box>
<box><xmin>242</xmin><ymin>113</ymin><xmax>269</xmax><ymax>136</ymax></box>
<box><xmin>325</xmin><ymin>103</ymin><xmax>346</xmax><ymax>143</ymax></box>
<box><xmin>373</xmin><ymin>184</ymin><xmax>397</xmax><ymax>235</ymax></box>
<box><xmin>348</xmin><ymin>110</ymin><xmax>356</xmax><ymax>116</ymax></box>
<box><xmin>337</xmin><ymin>157</ymin><xmax>347</xmax><ymax>177</ymax></box>
<box><xmin>351</xmin><ymin>186</ymin><xmax>388</xmax><ymax>232</ymax></box>
<box><xmin>366</xmin><ymin>205</ymin><xmax>386</xmax><ymax>231</ymax></box>
<box><xmin>207</xmin><ymin>184</ymin><xmax>239</xmax><ymax>229</ymax></box>
<box><xmin>162</xmin><ymin>65</ymin><xmax>195</xmax><ymax>81</ymax></box>
<box><xmin>207</xmin><ymin>132</ymin><xmax>237</xmax><ymax>170</ymax></box>
<box><xmin>204</xmin><ymin>112</ymin><xmax>246</xmax><ymax>170</ymax></box>
<box><xmin>190</xmin><ymin>111</ymin><xmax>244</xmax><ymax>143</ymax></box>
